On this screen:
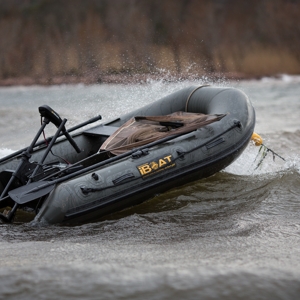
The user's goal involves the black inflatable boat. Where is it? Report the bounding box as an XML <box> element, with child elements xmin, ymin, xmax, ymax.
<box><xmin>0</xmin><ymin>85</ymin><xmax>255</xmax><ymax>225</ymax></box>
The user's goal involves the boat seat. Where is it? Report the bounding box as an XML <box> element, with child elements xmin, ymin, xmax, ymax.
<box><xmin>82</xmin><ymin>125</ymin><xmax>119</xmax><ymax>137</ymax></box>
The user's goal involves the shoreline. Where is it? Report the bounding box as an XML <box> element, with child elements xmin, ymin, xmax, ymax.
<box><xmin>0</xmin><ymin>72</ymin><xmax>270</xmax><ymax>87</ymax></box>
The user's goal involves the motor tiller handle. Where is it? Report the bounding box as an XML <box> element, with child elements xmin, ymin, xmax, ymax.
<box><xmin>39</xmin><ymin>105</ymin><xmax>81</xmax><ymax>153</ymax></box>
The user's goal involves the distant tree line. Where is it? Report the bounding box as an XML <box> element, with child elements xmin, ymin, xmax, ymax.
<box><xmin>0</xmin><ymin>0</ymin><xmax>299</xmax><ymax>83</ymax></box>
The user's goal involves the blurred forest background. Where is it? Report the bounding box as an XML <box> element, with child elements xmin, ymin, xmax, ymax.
<box><xmin>0</xmin><ymin>0</ymin><xmax>299</xmax><ymax>85</ymax></box>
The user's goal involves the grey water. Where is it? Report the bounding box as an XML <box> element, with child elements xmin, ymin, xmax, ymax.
<box><xmin>0</xmin><ymin>76</ymin><xmax>300</xmax><ymax>300</ymax></box>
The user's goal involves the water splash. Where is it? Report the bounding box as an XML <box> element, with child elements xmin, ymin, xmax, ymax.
<box><xmin>224</xmin><ymin>143</ymin><xmax>287</xmax><ymax>176</ymax></box>
<box><xmin>151</xmin><ymin>67</ymin><xmax>231</xmax><ymax>87</ymax></box>
<box><xmin>283</xmin><ymin>154</ymin><xmax>300</xmax><ymax>174</ymax></box>
<box><xmin>0</xmin><ymin>148</ymin><xmax>14</xmax><ymax>159</ymax></box>
<box><xmin>224</xmin><ymin>137</ymin><xmax>300</xmax><ymax>182</ymax></box>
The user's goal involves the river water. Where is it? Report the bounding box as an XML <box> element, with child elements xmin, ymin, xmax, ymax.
<box><xmin>0</xmin><ymin>75</ymin><xmax>300</xmax><ymax>299</ymax></box>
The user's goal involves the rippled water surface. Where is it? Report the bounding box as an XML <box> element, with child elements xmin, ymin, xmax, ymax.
<box><xmin>1</xmin><ymin>76</ymin><xmax>300</xmax><ymax>299</ymax></box>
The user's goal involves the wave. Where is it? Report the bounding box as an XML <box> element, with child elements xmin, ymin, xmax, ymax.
<box><xmin>260</xmin><ymin>74</ymin><xmax>300</xmax><ymax>83</ymax></box>
<box><xmin>0</xmin><ymin>264</ymin><xmax>299</xmax><ymax>300</ymax></box>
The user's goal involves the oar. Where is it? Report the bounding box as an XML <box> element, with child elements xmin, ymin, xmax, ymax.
<box><xmin>8</xmin><ymin>181</ymin><xmax>55</xmax><ymax>204</ymax></box>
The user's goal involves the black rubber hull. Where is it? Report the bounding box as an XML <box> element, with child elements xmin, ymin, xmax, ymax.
<box><xmin>32</xmin><ymin>86</ymin><xmax>255</xmax><ymax>225</ymax></box>
<box><xmin>0</xmin><ymin>86</ymin><xmax>255</xmax><ymax>225</ymax></box>
<box><xmin>63</xmin><ymin>133</ymin><xmax>250</xmax><ymax>225</ymax></box>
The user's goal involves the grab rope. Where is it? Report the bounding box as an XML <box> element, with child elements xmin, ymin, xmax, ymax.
<box><xmin>251</xmin><ymin>133</ymin><xmax>285</xmax><ymax>170</ymax></box>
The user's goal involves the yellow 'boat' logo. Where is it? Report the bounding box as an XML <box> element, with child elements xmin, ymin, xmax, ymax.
<box><xmin>137</xmin><ymin>154</ymin><xmax>175</xmax><ymax>177</ymax></box>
